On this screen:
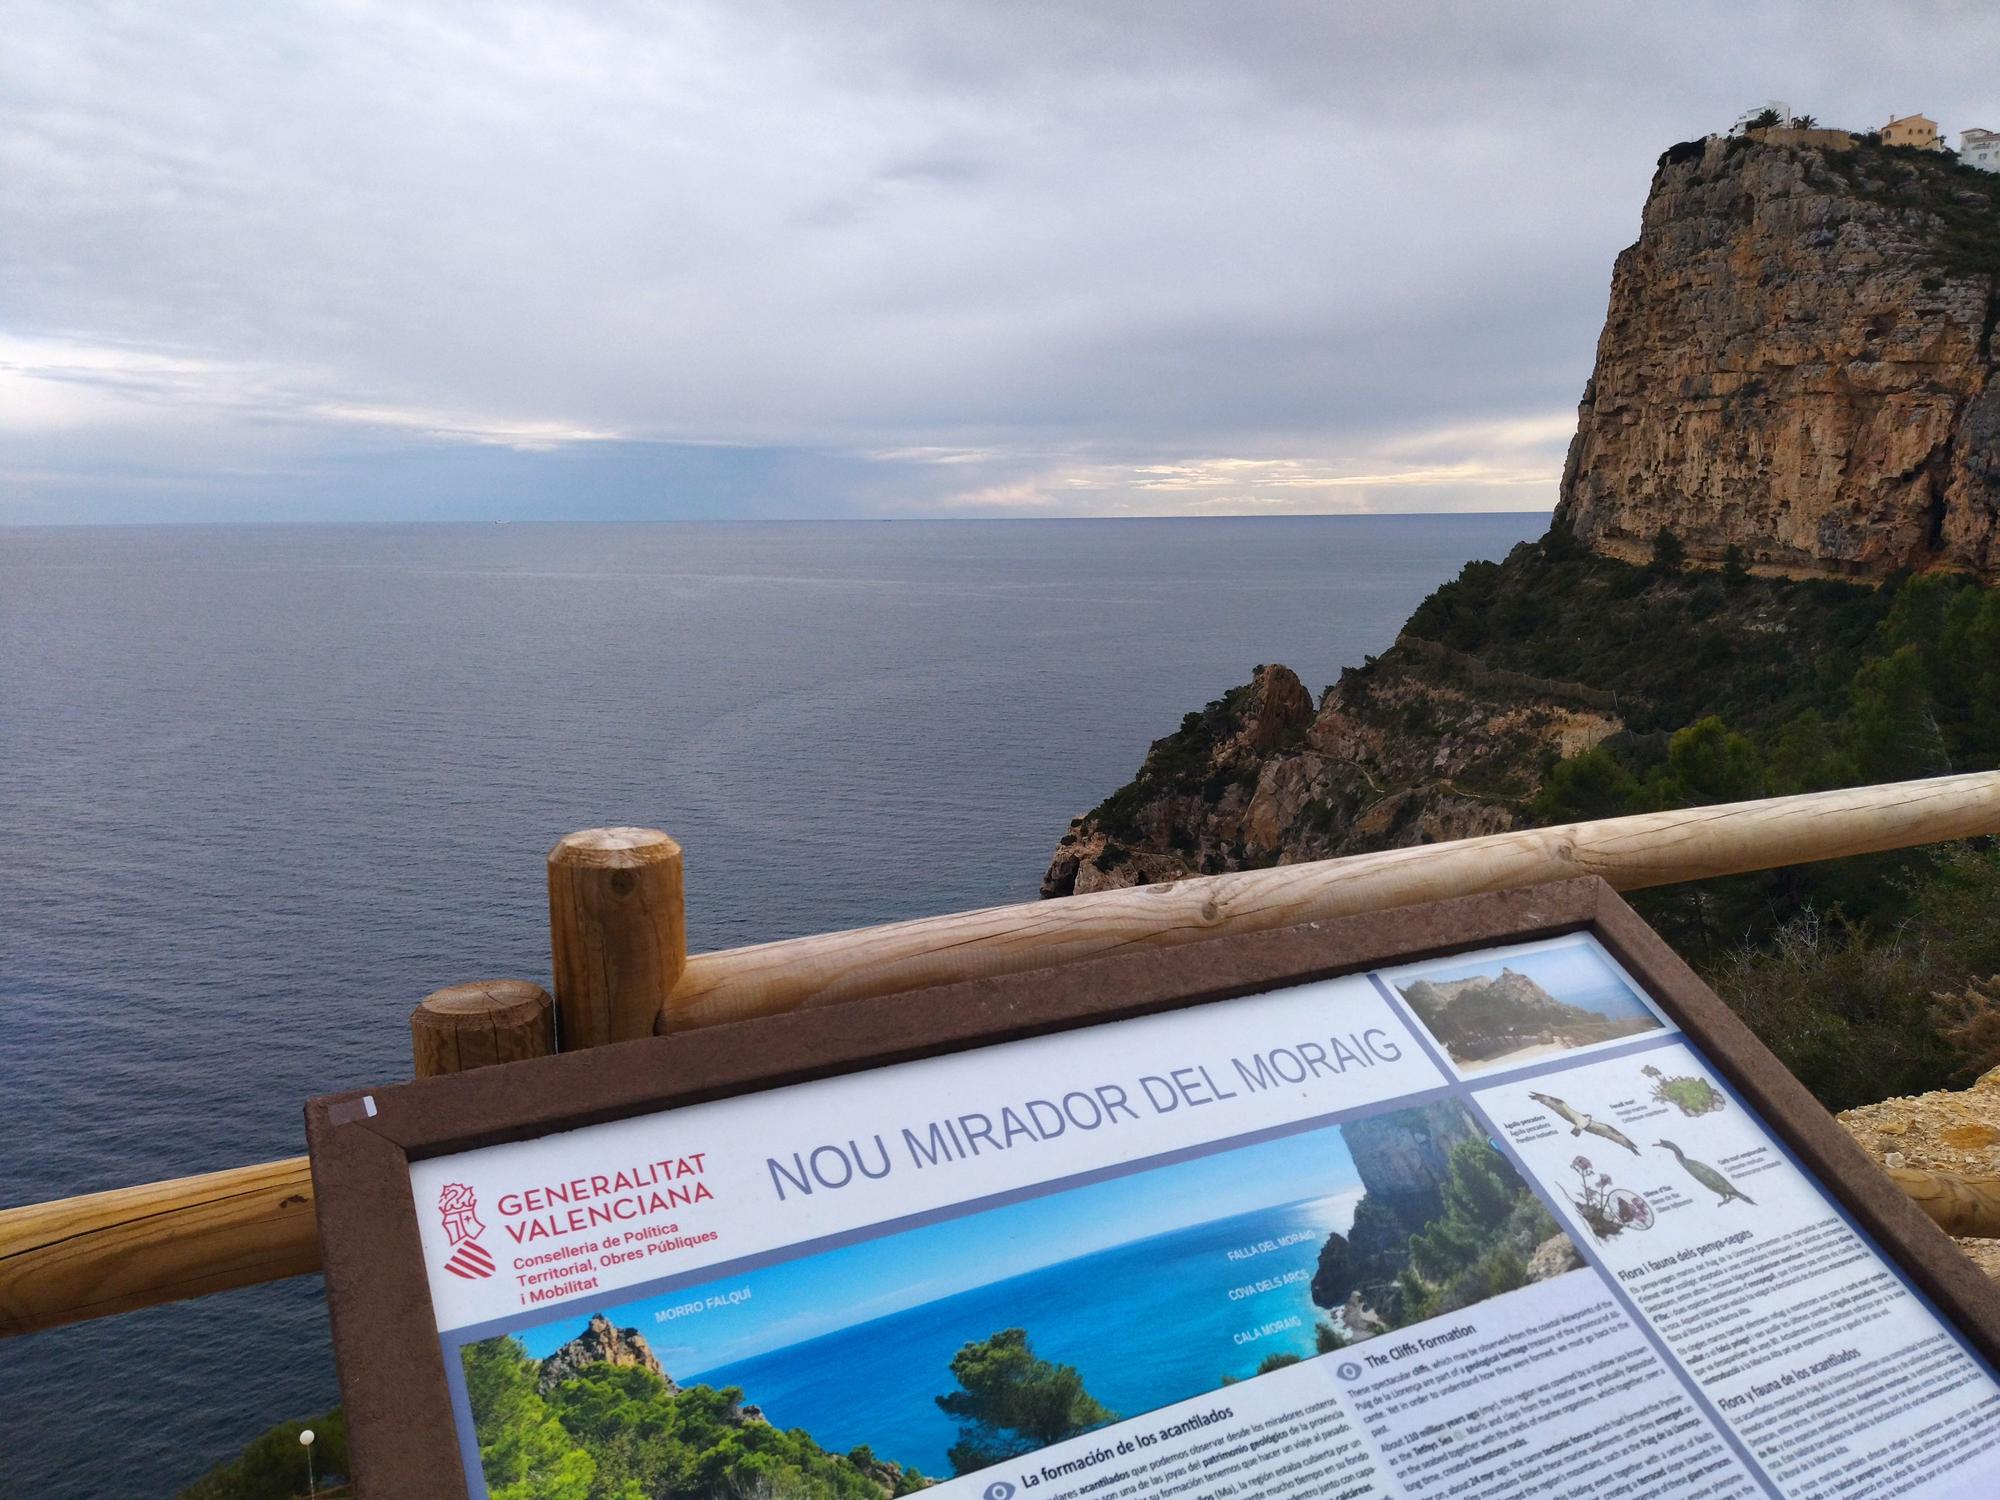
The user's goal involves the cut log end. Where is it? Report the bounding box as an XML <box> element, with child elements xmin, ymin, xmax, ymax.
<box><xmin>411</xmin><ymin>980</ymin><xmax>555</xmax><ymax>1077</ymax></box>
<box><xmin>548</xmin><ymin>827</ymin><xmax>688</xmax><ymax>1049</ymax></box>
<box><xmin>551</xmin><ymin>826</ymin><xmax>682</xmax><ymax>867</ymax></box>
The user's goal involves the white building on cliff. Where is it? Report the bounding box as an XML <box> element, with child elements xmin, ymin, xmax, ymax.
<box><xmin>1962</xmin><ymin>127</ymin><xmax>2000</xmax><ymax>172</ymax></box>
<box><xmin>1729</xmin><ymin>101</ymin><xmax>1792</xmax><ymax>135</ymax></box>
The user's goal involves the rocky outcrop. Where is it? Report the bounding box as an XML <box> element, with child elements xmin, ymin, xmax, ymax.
<box><xmin>538</xmin><ymin>1313</ymin><xmax>675</xmax><ymax>1394</ymax></box>
<box><xmin>1309</xmin><ymin>1101</ymin><xmax>1486</xmax><ymax>1324</ymax></box>
<box><xmin>850</xmin><ymin>1451</ymin><xmax>920</xmax><ymax>1495</ymax></box>
<box><xmin>1041</xmin><ymin>656</ymin><xmax>1617</xmax><ymax>897</ymax></box>
<box><xmin>1039</xmin><ymin>130</ymin><xmax>2000</xmax><ymax>900</ymax></box>
<box><xmin>1839</xmin><ymin>1064</ymin><xmax>2000</xmax><ymax>1280</ymax></box>
<box><xmin>1526</xmin><ymin>1233</ymin><xmax>1583</xmax><ymax>1282</ymax></box>
<box><xmin>1396</xmin><ymin>967</ymin><xmax>1654</xmax><ymax>1062</ymax></box>
<box><xmin>1555</xmin><ymin>133</ymin><xmax>2000</xmax><ymax>580</ymax></box>
<box><xmin>1342</xmin><ymin>1099</ymin><xmax>1487</xmax><ymax>1198</ymax></box>
<box><xmin>1398</xmin><ymin>968</ymin><xmax>1587</xmax><ymax>1028</ymax></box>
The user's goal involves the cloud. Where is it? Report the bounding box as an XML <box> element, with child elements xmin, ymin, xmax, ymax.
<box><xmin>911</xmin><ymin>410</ymin><xmax>1577</xmax><ymax>516</ymax></box>
<box><xmin>926</xmin><ymin>435</ymin><xmax>1567</xmax><ymax>518</ymax></box>
<box><xmin>4</xmin><ymin>1</ymin><xmax>1997</xmax><ymax>520</ymax></box>
<box><xmin>0</xmin><ymin>333</ymin><xmax>618</xmax><ymax>450</ymax></box>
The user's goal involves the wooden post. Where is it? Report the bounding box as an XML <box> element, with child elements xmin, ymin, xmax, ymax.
<box><xmin>548</xmin><ymin>827</ymin><xmax>686</xmax><ymax>1049</ymax></box>
<box><xmin>411</xmin><ymin>980</ymin><xmax>555</xmax><ymax>1078</ymax></box>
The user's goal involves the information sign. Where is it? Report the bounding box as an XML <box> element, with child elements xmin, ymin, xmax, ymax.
<box><xmin>306</xmin><ymin>879</ymin><xmax>2000</xmax><ymax>1499</ymax></box>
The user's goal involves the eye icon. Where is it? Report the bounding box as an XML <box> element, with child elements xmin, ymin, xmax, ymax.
<box><xmin>983</xmin><ymin>1484</ymin><xmax>1017</xmax><ymax>1500</ymax></box>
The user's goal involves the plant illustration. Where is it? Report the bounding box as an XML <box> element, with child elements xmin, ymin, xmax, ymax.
<box><xmin>1562</xmin><ymin>1155</ymin><xmax>1653</xmax><ymax>1240</ymax></box>
<box><xmin>1642</xmin><ymin>1063</ymin><xmax>1726</xmax><ymax>1117</ymax></box>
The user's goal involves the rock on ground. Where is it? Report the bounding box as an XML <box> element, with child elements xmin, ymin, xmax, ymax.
<box><xmin>1839</xmin><ymin>1065</ymin><xmax>2000</xmax><ymax>1277</ymax></box>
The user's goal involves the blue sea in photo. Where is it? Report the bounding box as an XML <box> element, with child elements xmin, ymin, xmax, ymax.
<box><xmin>690</xmin><ymin>1194</ymin><xmax>1354</xmax><ymax>1477</ymax></box>
<box><xmin>502</xmin><ymin>1113</ymin><xmax>1374</xmax><ymax>1478</ymax></box>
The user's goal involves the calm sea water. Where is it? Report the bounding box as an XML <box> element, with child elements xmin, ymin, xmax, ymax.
<box><xmin>0</xmin><ymin>515</ymin><xmax>1541</xmax><ymax>1496</ymax></box>
<box><xmin>692</xmin><ymin>1196</ymin><xmax>1353</xmax><ymax>1479</ymax></box>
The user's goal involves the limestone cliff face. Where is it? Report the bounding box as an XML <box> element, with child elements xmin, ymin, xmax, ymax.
<box><xmin>538</xmin><ymin>1313</ymin><xmax>676</xmax><ymax>1394</ymax></box>
<box><xmin>1341</xmin><ymin>1099</ymin><xmax>1485</xmax><ymax>1203</ymax></box>
<box><xmin>1041</xmin><ymin>133</ymin><xmax>1986</xmax><ymax>903</ymax></box>
<box><xmin>1555</xmin><ymin>134</ymin><xmax>2000</xmax><ymax>579</ymax></box>
<box><xmin>1308</xmin><ymin>1101</ymin><xmax>1485</xmax><ymax>1317</ymax></box>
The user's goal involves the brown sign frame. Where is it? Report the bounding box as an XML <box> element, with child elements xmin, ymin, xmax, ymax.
<box><xmin>305</xmin><ymin>877</ymin><xmax>2000</xmax><ymax>1497</ymax></box>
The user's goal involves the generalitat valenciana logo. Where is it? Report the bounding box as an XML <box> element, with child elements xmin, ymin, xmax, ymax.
<box><xmin>438</xmin><ymin>1183</ymin><xmax>494</xmax><ymax>1279</ymax></box>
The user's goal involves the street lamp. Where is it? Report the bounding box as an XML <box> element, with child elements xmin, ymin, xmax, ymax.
<box><xmin>299</xmin><ymin>1428</ymin><xmax>316</xmax><ymax>1499</ymax></box>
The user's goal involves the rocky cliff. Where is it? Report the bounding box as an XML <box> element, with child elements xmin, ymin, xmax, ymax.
<box><xmin>1402</xmin><ymin>967</ymin><xmax>1600</xmax><ymax>1037</ymax></box>
<box><xmin>1042</xmin><ymin>131</ymin><xmax>2000</xmax><ymax>907</ymax></box>
<box><xmin>1309</xmin><ymin>1101</ymin><xmax>1484</xmax><ymax>1320</ymax></box>
<box><xmin>538</xmin><ymin>1313</ymin><xmax>676</xmax><ymax>1394</ymax></box>
<box><xmin>1041</xmin><ymin>654</ymin><xmax>1618</xmax><ymax>897</ymax></box>
<box><xmin>1307</xmin><ymin>1101</ymin><xmax>1575</xmax><ymax>1332</ymax></box>
<box><xmin>1555</xmin><ymin>132</ymin><xmax>2000</xmax><ymax>579</ymax></box>
<box><xmin>1400</xmin><ymin>968</ymin><xmax>1659</xmax><ymax>1064</ymax></box>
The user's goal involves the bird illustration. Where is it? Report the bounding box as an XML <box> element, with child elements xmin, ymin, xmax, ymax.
<box><xmin>1654</xmin><ymin>1140</ymin><xmax>1755</xmax><ymax>1206</ymax></box>
<box><xmin>1529</xmin><ymin>1090</ymin><xmax>1640</xmax><ymax>1154</ymax></box>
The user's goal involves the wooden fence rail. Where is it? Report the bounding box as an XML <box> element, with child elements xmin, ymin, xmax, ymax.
<box><xmin>8</xmin><ymin>770</ymin><xmax>2000</xmax><ymax>1338</ymax></box>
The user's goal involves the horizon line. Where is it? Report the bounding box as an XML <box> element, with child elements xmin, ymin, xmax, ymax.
<box><xmin>2</xmin><ymin>509</ymin><xmax>1557</xmax><ymax>530</ymax></box>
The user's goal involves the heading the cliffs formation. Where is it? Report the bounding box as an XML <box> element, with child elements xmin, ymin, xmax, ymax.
<box><xmin>1556</xmin><ymin>131</ymin><xmax>2000</xmax><ymax>579</ymax></box>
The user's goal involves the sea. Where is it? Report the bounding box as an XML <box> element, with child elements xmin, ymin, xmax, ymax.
<box><xmin>0</xmin><ymin>514</ymin><xmax>1542</xmax><ymax>1497</ymax></box>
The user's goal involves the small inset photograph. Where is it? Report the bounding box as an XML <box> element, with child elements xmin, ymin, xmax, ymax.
<box><xmin>1380</xmin><ymin>933</ymin><xmax>1665</xmax><ymax>1076</ymax></box>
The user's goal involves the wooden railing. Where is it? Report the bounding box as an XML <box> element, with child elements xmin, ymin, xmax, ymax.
<box><xmin>8</xmin><ymin>771</ymin><xmax>2000</xmax><ymax>1338</ymax></box>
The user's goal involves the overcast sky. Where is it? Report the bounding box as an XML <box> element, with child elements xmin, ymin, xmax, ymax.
<box><xmin>5</xmin><ymin>2</ymin><xmax>1996</xmax><ymax>524</ymax></box>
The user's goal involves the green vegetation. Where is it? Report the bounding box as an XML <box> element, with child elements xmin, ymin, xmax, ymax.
<box><xmin>1313</xmin><ymin>1137</ymin><xmax>1560</xmax><ymax>1332</ymax></box>
<box><xmin>1086</xmin><ymin>669</ymin><xmax>1301</xmax><ymax>841</ymax></box>
<box><xmin>1221</xmin><ymin>1351</ymin><xmax>1303</xmax><ymax>1385</ymax></box>
<box><xmin>459</xmin><ymin>1336</ymin><xmax>930</xmax><ymax>1499</ymax></box>
<box><xmin>1220</xmin><ymin>1318</ymin><xmax>1345</xmax><ymax>1385</ymax></box>
<box><xmin>1813</xmin><ymin>136</ymin><xmax>2000</xmax><ymax>283</ymax></box>
<box><xmin>1643</xmin><ymin>1064</ymin><xmax>1726</xmax><ymax>1117</ymax></box>
<box><xmin>934</xmin><ymin>1328</ymin><xmax>1115</xmax><ymax>1476</ymax></box>
<box><xmin>1397</xmin><ymin>1141</ymin><xmax>1560</xmax><ymax>1324</ymax></box>
<box><xmin>175</xmin><ymin>1409</ymin><xmax>347</xmax><ymax>1500</ymax></box>
<box><xmin>1401</xmin><ymin>530</ymin><xmax>1895</xmax><ymax>735</ymax></box>
<box><xmin>1408</xmin><ymin>532</ymin><xmax>2000</xmax><ymax>1106</ymax></box>
<box><xmin>1707</xmin><ymin>850</ymin><xmax>2000</xmax><ymax>1109</ymax></box>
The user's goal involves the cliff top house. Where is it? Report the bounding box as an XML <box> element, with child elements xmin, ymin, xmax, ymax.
<box><xmin>1882</xmin><ymin>112</ymin><xmax>1945</xmax><ymax>149</ymax></box>
<box><xmin>1729</xmin><ymin>100</ymin><xmax>1792</xmax><ymax>134</ymax></box>
<box><xmin>1962</xmin><ymin>127</ymin><xmax>2000</xmax><ymax>173</ymax></box>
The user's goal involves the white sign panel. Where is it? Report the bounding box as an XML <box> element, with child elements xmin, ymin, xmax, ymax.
<box><xmin>411</xmin><ymin>935</ymin><xmax>2000</xmax><ymax>1500</ymax></box>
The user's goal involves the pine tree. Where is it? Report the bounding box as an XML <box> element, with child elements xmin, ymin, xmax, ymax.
<box><xmin>936</xmin><ymin>1329</ymin><xmax>1115</xmax><ymax>1475</ymax></box>
<box><xmin>461</xmin><ymin>1337</ymin><xmax>598</xmax><ymax>1500</ymax></box>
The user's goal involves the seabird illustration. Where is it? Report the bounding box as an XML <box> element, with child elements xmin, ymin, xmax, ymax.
<box><xmin>1654</xmin><ymin>1140</ymin><xmax>1755</xmax><ymax>1206</ymax></box>
<box><xmin>1529</xmin><ymin>1090</ymin><xmax>1640</xmax><ymax>1154</ymax></box>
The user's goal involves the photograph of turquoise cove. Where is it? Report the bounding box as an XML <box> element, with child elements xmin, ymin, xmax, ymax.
<box><xmin>1384</xmin><ymin>935</ymin><xmax>1665</xmax><ymax>1076</ymax></box>
<box><xmin>458</xmin><ymin>1098</ymin><xmax>1577</xmax><ymax>1496</ymax></box>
